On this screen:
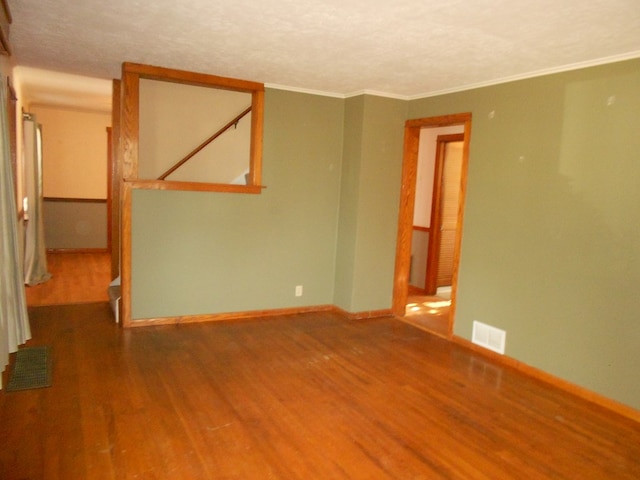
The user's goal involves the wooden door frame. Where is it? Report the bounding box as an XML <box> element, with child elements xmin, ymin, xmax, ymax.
<box><xmin>110</xmin><ymin>79</ymin><xmax>121</xmax><ymax>281</ymax></box>
<box><xmin>424</xmin><ymin>133</ymin><xmax>464</xmax><ymax>295</ymax></box>
<box><xmin>392</xmin><ymin>113</ymin><xmax>472</xmax><ymax>337</ymax></box>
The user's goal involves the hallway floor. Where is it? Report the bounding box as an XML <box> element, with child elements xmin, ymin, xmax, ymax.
<box><xmin>402</xmin><ymin>286</ymin><xmax>451</xmax><ymax>337</ymax></box>
<box><xmin>25</xmin><ymin>252</ymin><xmax>112</xmax><ymax>307</ymax></box>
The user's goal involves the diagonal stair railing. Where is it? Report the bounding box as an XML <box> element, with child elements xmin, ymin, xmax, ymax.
<box><xmin>157</xmin><ymin>106</ymin><xmax>252</xmax><ymax>180</ymax></box>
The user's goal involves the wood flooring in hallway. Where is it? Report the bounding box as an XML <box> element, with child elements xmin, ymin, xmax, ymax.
<box><xmin>25</xmin><ymin>252</ymin><xmax>111</xmax><ymax>306</ymax></box>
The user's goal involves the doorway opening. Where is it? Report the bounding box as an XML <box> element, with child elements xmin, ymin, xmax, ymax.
<box><xmin>392</xmin><ymin>113</ymin><xmax>472</xmax><ymax>338</ymax></box>
<box><xmin>20</xmin><ymin>104</ymin><xmax>113</xmax><ymax>308</ymax></box>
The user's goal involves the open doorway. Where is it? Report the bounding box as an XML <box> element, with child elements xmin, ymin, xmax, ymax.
<box><xmin>30</xmin><ymin>105</ymin><xmax>112</xmax><ymax>253</ymax></box>
<box><xmin>15</xmin><ymin>67</ymin><xmax>115</xmax><ymax>306</ymax></box>
<box><xmin>22</xmin><ymin>109</ymin><xmax>113</xmax><ymax>306</ymax></box>
<box><xmin>392</xmin><ymin>113</ymin><xmax>471</xmax><ymax>338</ymax></box>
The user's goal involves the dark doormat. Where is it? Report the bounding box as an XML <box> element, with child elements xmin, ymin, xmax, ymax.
<box><xmin>5</xmin><ymin>346</ymin><xmax>52</xmax><ymax>392</ymax></box>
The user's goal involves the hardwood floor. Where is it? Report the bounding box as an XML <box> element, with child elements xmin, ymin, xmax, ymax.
<box><xmin>1</xmin><ymin>304</ymin><xmax>639</xmax><ymax>479</ymax></box>
<box><xmin>25</xmin><ymin>252</ymin><xmax>112</xmax><ymax>306</ymax></box>
<box><xmin>403</xmin><ymin>285</ymin><xmax>451</xmax><ymax>337</ymax></box>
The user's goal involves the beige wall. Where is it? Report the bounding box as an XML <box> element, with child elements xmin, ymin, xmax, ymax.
<box><xmin>139</xmin><ymin>79</ymin><xmax>251</xmax><ymax>184</ymax></box>
<box><xmin>30</xmin><ymin>105</ymin><xmax>110</xmax><ymax>199</ymax></box>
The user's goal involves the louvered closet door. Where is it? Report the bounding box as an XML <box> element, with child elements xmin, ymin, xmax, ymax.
<box><xmin>436</xmin><ymin>141</ymin><xmax>463</xmax><ymax>287</ymax></box>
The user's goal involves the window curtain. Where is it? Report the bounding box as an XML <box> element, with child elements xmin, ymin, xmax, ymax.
<box><xmin>22</xmin><ymin>113</ymin><xmax>51</xmax><ymax>285</ymax></box>
<box><xmin>0</xmin><ymin>75</ymin><xmax>31</xmax><ymax>386</ymax></box>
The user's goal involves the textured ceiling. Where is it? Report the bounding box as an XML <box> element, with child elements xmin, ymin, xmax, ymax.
<box><xmin>8</xmin><ymin>0</ymin><xmax>640</xmax><ymax>106</ymax></box>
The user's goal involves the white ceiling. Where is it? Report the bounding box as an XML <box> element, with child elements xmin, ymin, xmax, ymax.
<box><xmin>8</xmin><ymin>0</ymin><xmax>640</xmax><ymax>109</ymax></box>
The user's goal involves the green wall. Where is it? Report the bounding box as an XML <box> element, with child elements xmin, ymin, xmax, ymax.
<box><xmin>409</xmin><ymin>58</ymin><xmax>640</xmax><ymax>409</ymax></box>
<box><xmin>132</xmin><ymin>89</ymin><xmax>406</xmax><ymax>319</ymax></box>
<box><xmin>333</xmin><ymin>96</ymin><xmax>364</xmax><ymax>310</ymax></box>
<box><xmin>130</xmin><ymin>59</ymin><xmax>640</xmax><ymax>411</ymax></box>
<box><xmin>131</xmin><ymin>89</ymin><xmax>344</xmax><ymax>318</ymax></box>
<box><xmin>334</xmin><ymin>95</ymin><xmax>407</xmax><ymax>312</ymax></box>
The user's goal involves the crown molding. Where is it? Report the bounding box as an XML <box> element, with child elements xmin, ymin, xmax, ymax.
<box><xmin>407</xmin><ymin>51</ymin><xmax>640</xmax><ymax>100</ymax></box>
<box><xmin>267</xmin><ymin>52</ymin><xmax>640</xmax><ymax>102</ymax></box>
<box><xmin>264</xmin><ymin>83</ymin><xmax>345</xmax><ymax>98</ymax></box>
<box><xmin>343</xmin><ymin>89</ymin><xmax>409</xmax><ymax>100</ymax></box>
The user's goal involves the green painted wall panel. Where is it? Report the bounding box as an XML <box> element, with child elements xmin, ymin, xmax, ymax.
<box><xmin>351</xmin><ymin>95</ymin><xmax>407</xmax><ymax>312</ymax></box>
<box><xmin>131</xmin><ymin>89</ymin><xmax>344</xmax><ymax>318</ymax></box>
<box><xmin>333</xmin><ymin>96</ymin><xmax>364</xmax><ymax>310</ymax></box>
<box><xmin>334</xmin><ymin>95</ymin><xmax>406</xmax><ymax>312</ymax></box>
<box><xmin>409</xmin><ymin>58</ymin><xmax>640</xmax><ymax>409</ymax></box>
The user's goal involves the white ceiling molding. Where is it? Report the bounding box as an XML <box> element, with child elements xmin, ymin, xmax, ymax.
<box><xmin>406</xmin><ymin>50</ymin><xmax>640</xmax><ymax>101</ymax></box>
<box><xmin>264</xmin><ymin>83</ymin><xmax>346</xmax><ymax>99</ymax></box>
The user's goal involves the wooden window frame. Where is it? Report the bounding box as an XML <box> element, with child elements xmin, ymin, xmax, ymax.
<box><xmin>120</xmin><ymin>62</ymin><xmax>265</xmax><ymax>193</ymax></box>
<box><xmin>118</xmin><ymin>63</ymin><xmax>265</xmax><ymax>327</ymax></box>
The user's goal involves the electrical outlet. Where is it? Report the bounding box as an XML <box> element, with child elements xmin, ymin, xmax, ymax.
<box><xmin>295</xmin><ymin>285</ymin><xmax>303</xmax><ymax>297</ymax></box>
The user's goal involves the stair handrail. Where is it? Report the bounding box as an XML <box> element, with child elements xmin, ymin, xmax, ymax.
<box><xmin>157</xmin><ymin>106</ymin><xmax>252</xmax><ymax>180</ymax></box>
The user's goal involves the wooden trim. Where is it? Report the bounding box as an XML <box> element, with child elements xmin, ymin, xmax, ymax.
<box><xmin>448</xmin><ymin>124</ymin><xmax>472</xmax><ymax>337</ymax></box>
<box><xmin>120</xmin><ymin>181</ymin><xmax>133</xmax><ymax>327</ymax></box>
<box><xmin>125</xmin><ymin>179</ymin><xmax>264</xmax><ymax>194</ymax></box>
<box><xmin>1</xmin><ymin>0</ymin><xmax>11</xmax><ymax>23</ymax></box>
<box><xmin>128</xmin><ymin>305</ymin><xmax>336</xmax><ymax>327</ymax></box>
<box><xmin>452</xmin><ymin>335</ymin><xmax>640</xmax><ymax>424</ymax></box>
<box><xmin>248</xmin><ymin>89</ymin><xmax>264</xmax><ymax>187</ymax></box>
<box><xmin>106</xmin><ymin>127</ymin><xmax>112</xmax><ymax>254</ymax></box>
<box><xmin>0</xmin><ymin>0</ymin><xmax>11</xmax><ymax>56</ymax></box>
<box><xmin>121</xmin><ymin>62</ymin><xmax>265</xmax><ymax>190</ymax></box>
<box><xmin>125</xmin><ymin>304</ymin><xmax>392</xmax><ymax>328</ymax></box>
<box><xmin>412</xmin><ymin>225</ymin><xmax>429</xmax><ymax>233</ymax></box>
<box><xmin>118</xmin><ymin>63</ymin><xmax>265</xmax><ymax>326</ymax></box>
<box><xmin>119</xmin><ymin>181</ymin><xmax>265</xmax><ymax>325</ymax></box>
<box><xmin>424</xmin><ymin>136</ymin><xmax>446</xmax><ymax>294</ymax></box>
<box><xmin>405</xmin><ymin>114</ymin><xmax>470</xmax><ymax>129</ymax></box>
<box><xmin>46</xmin><ymin>248</ymin><xmax>109</xmax><ymax>254</ymax></box>
<box><xmin>111</xmin><ymin>79</ymin><xmax>122</xmax><ymax>281</ymax></box>
<box><xmin>43</xmin><ymin>197</ymin><xmax>107</xmax><ymax>203</ymax></box>
<box><xmin>120</xmin><ymin>67</ymin><xmax>139</xmax><ymax>180</ymax></box>
<box><xmin>392</xmin><ymin>124</ymin><xmax>420</xmax><ymax>317</ymax></box>
<box><xmin>392</xmin><ymin>113</ymin><xmax>472</xmax><ymax>340</ymax></box>
<box><xmin>123</xmin><ymin>62</ymin><xmax>264</xmax><ymax>93</ymax></box>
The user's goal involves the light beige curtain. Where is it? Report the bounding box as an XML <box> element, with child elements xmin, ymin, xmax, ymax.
<box><xmin>23</xmin><ymin>113</ymin><xmax>51</xmax><ymax>285</ymax></box>
<box><xmin>0</xmin><ymin>73</ymin><xmax>31</xmax><ymax>385</ymax></box>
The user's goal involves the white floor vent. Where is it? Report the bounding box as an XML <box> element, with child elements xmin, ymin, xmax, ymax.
<box><xmin>472</xmin><ymin>321</ymin><xmax>506</xmax><ymax>354</ymax></box>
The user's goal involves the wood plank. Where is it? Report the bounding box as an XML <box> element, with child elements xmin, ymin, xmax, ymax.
<box><xmin>120</xmin><ymin>67</ymin><xmax>139</xmax><ymax>181</ymax></box>
<box><xmin>123</xmin><ymin>62</ymin><xmax>264</xmax><ymax>93</ymax></box>
<box><xmin>1</xmin><ymin>305</ymin><xmax>639</xmax><ymax>479</ymax></box>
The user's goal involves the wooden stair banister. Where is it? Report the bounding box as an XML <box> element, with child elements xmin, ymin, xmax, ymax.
<box><xmin>157</xmin><ymin>105</ymin><xmax>252</xmax><ymax>180</ymax></box>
